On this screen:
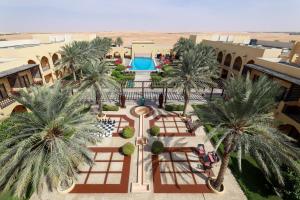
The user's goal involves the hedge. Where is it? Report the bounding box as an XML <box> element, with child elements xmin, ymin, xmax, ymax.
<box><xmin>122</xmin><ymin>142</ymin><xmax>135</xmax><ymax>156</ymax></box>
<box><xmin>122</xmin><ymin>126</ymin><xmax>134</xmax><ymax>138</ymax></box>
<box><xmin>151</xmin><ymin>140</ymin><xmax>164</xmax><ymax>154</ymax></box>
<box><xmin>115</xmin><ymin>64</ymin><xmax>126</xmax><ymax>71</ymax></box>
<box><xmin>150</xmin><ymin>126</ymin><xmax>160</xmax><ymax>136</ymax></box>
<box><xmin>102</xmin><ymin>104</ymin><xmax>119</xmax><ymax>111</ymax></box>
<box><xmin>165</xmin><ymin>104</ymin><xmax>184</xmax><ymax>111</ymax></box>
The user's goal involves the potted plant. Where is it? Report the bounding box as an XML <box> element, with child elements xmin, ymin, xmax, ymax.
<box><xmin>57</xmin><ymin>177</ymin><xmax>75</xmax><ymax>194</ymax></box>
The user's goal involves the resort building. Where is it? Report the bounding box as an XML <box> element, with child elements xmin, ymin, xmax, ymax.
<box><xmin>0</xmin><ymin>61</ymin><xmax>41</xmax><ymax>118</ymax></box>
<box><xmin>0</xmin><ymin>35</ymin><xmax>172</xmax><ymax>120</ymax></box>
<box><xmin>0</xmin><ymin>38</ymin><xmax>68</xmax><ymax>119</ymax></box>
<box><xmin>198</xmin><ymin>35</ymin><xmax>300</xmax><ymax>143</ymax></box>
<box><xmin>244</xmin><ymin>42</ymin><xmax>300</xmax><ymax>142</ymax></box>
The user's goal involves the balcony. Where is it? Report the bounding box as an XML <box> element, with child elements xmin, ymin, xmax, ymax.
<box><xmin>0</xmin><ymin>97</ymin><xmax>16</xmax><ymax>109</ymax></box>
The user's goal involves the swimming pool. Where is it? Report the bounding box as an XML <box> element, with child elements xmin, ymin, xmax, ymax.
<box><xmin>129</xmin><ymin>57</ymin><xmax>156</xmax><ymax>71</ymax></box>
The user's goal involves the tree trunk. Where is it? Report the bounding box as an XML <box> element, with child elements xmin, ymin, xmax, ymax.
<box><xmin>72</xmin><ymin>71</ymin><xmax>77</xmax><ymax>82</ymax></box>
<box><xmin>183</xmin><ymin>90</ymin><xmax>189</xmax><ymax>116</ymax></box>
<box><xmin>70</xmin><ymin>63</ymin><xmax>77</xmax><ymax>81</ymax></box>
<box><xmin>96</xmin><ymin>91</ymin><xmax>102</xmax><ymax>115</ymax></box>
<box><xmin>212</xmin><ymin>152</ymin><xmax>230</xmax><ymax>191</ymax></box>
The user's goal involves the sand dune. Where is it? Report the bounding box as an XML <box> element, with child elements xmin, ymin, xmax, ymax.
<box><xmin>1</xmin><ymin>32</ymin><xmax>299</xmax><ymax>47</ymax></box>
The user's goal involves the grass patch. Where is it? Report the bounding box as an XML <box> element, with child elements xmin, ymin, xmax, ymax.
<box><xmin>165</xmin><ymin>104</ymin><xmax>184</xmax><ymax>111</ymax></box>
<box><xmin>111</xmin><ymin>64</ymin><xmax>135</xmax><ymax>83</ymax></box>
<box><xmin>102</xmin><ymin>104</ymin><xmax>119</xmax><ymax>111</ymax></box>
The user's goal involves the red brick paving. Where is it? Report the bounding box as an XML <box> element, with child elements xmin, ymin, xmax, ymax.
<box><xmin>149</xmin><ymin>115</ymin><xmax>195</xmax><ymax>137</ymax></box>
<box><xmin>71</xmin><ymin>147</ymin><xmax>131</xmax><ymax>193</ymax></box>
<box><xmin>152</xmin><ymin>147</ymin><xmax>213</xmax><ymax>193</ymax></box>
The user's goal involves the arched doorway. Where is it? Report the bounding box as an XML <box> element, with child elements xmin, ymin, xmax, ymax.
<box><xmin>242</xmin><ymin>60</ymin><xmax>255</xmax><ymax>76</ymax></box>
<box><xmin>220</xmin><ymin>69</ymin><xmax>228</xmax><ymax>79</ymax></box>
<box><xmin>114</xmin><ymin>52</ymin><xmax>121</xmax><ymax>59</ymax></box>
<box><xmin>11</xmin><ymin>105</ymin><xmax>27</xmax><ymax>114</ymax></box>
<box><xmin>224</xmin><ymin>54</ymin><xmax>232</xmax><ymax>67</ymax></box>
<box><xmin>41</xmin><ymin>56</ymin><xmax>50</xmax><ymax>71</ymax></box>
<box><xmin>52</xmin><ymin>53</ymin><xmax>59</xmax><ymax>65</ymax></box>
<box><xmin>233</xmin><ymin>56</ymin><xmax>242</xmax><ymax>71</ymax></box>
<box><xmin>217</xmin><ymin>52</ymin><xmax>223</xmax><ymax>64</ymax></box>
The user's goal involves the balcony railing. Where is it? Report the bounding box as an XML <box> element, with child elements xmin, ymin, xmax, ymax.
<box><xmin>42</xmin><ymin>66</ymin><xmax>51</xmax><ymax>72</ymax></box>
<box><xmin>282</xmin><ymin>105</ymin><xmax>300</xmax><ymax>123</ymax></box>
<box><xmin>0</xmin><ymin>97</ymin><xmax>16</xmax><ymax>109</ymax></box>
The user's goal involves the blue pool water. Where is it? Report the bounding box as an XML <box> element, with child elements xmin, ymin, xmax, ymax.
<box><xmin>130</xmin><ymin>57</ymin><xmax>156</xmax><ymax>71</ymax></box>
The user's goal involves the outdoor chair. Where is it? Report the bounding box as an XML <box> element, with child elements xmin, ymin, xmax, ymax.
<box><xmin>207</xmin><ymin>151</ymin><xmax>220</xmax><ymax>164</ymax></box>
<box><xmin>197</xmin><ymin>144</ymin><xmax>206</xmax><ymax>157</ymax></box>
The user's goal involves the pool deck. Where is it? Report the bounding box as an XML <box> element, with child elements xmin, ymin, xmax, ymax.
<box><xmin>30</xmin><ymin>103</ymin><xmax>246</xmax><ymax>200</ymax></box>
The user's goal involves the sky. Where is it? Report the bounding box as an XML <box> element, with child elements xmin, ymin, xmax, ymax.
<box><xmin>0</xmin><ymin>0</ymin><xmax>300</xmax><ymax>33</ymax></box>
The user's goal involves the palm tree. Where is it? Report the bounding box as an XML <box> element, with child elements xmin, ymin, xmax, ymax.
<box><xmin>164</xmin><ymin>44</ymin><xmax>218</xmax><ymax>116</ymax></box>
<box><xmin>196</xmin><ymin>75</ymin><xmax>300</xmax><ymax>191</ymax></box>
<box><xmin>90</xmin><ymin>37</ymin><xmax>112</xmax><ymax>60</ymax></box>
<box><xmin>58</xmin><ymin>41</ymin><xmax>89</xmax><ymax>81</ymax></box>
<box><xmin>0</xmin><ymin>83</ymin><xmax>102</xmax><ymax>199</ymax></box>
<box><xmin>80</xmin><ymin>60</ymin><xmax>119</xmax><ymax>115</ymax></box>
<box><xmin>115</xmin><ymin>37</ymin><xmax>123</xmax><ymax>47</ymax></box>
<box><xmin>173</xmin><ymin>37</ymin><xmax>195</xmax><ymax>58</ymax></box>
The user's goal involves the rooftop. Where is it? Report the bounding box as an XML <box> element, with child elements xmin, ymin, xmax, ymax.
<box><xmin>0</xmin><ymin>63</ymin><xmax>38</xmax><ymax>78</ymax></box>
<box><xmin>246</xmin><ymin>63</ymin><xmax>300</xmax><ymax>85</ymax></box>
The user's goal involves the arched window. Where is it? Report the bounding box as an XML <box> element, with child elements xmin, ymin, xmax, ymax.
<box><xmin>41</xmin><ymin>56</ymin><xmax>50</xmax><ymax>71</ymax></box>
<box><xmin>217</xmin><ymin>52</ymin><xmax>223</xmax><ymax>64</ymax></box>
<box><xmin>114</xmin><ymin>52</ymin><xmax>121</xmax><ymax>58</ymax></box>
<box><xmin>233</xmin><ymin>56</ymin><xmax>242</xmax><ymax>71</ymax></box>
<box><xmin>52</xmin><ymin>53</ymin><xmax>59</xmax><ymax>65</ymax></box>
<box><xmin>224</xmin><ymin>54</ymin><xmax>232</xmax><ymax>67</ymax></box>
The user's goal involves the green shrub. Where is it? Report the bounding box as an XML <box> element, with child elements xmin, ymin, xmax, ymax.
<box><xmin>111</xmin><ymin>70</ymin><xmax>122</xmax><ymax>78</ymax></box>
<box><xmin>122</xmin><ymin>126</ymin><xmax>134</xmax><ymax>138</ymax></box>
<box><xmin>150</xmin><ymin>126</ymin><xmax>160</xmax><ymax>136</ymax></box>
<box><xmin>151</xmin><ymin>140</ymin><xmax>164</xmax><ymax>154</ymax></box>
<box><xmin>151</xmin><ymin>74</ymin><xmax>163</xmax><ymax>82</ymax></box>
<box><xmin>162</xmin><ymin>65</ymin><xmax>173</xmax><ymax>76</ymax></box>
<box><xmin>115</xmin><ymin>64</ymin><xmax>126</xmax><ymax>71</ymax></box>
<box><xmin>102</xmin><ymin>104</ymin><xmax>119</xmax><ymax>111</ymax></box>
<box><xmin>165</xmin><ymin>104</ymin><xmax>184</xmax><ymax>111</ymax></box>
<box><xmin>122</xmin><ymin>142</ymin><xmax>135</xmax><ymax>156</ymax></box>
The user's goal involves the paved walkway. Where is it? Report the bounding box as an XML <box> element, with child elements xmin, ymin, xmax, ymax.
<box><xmin>30</xmin><ymin>103</ymin><xmax>246</xmax><ymax>200</ymax></box>
<box><xmin>134</xmin><ymin>71</ymin><xmax>151</xmax><ymax>81</ymax></box>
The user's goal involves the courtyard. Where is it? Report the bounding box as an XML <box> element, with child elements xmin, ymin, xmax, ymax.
<box><xmin>30</xmin><ymin>102</ymin><xmax>246</xmax><ymax>200</ymax></box>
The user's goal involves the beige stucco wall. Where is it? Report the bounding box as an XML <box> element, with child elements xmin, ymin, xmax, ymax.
<box><xmin>202</xmin><ymin>40</ymin><xmax>282</xmax><ymax>78</ymax></box>
<box><xmin>132</xmin><ymin>41</ymin><xmax>155</xmax><ymax>58</ymax></box>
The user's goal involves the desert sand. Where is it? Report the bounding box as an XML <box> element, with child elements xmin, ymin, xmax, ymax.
<box><xmin>1</xmin><ymin>32</ymin><xmax>299</xmax><ymax>47</ymax></box>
